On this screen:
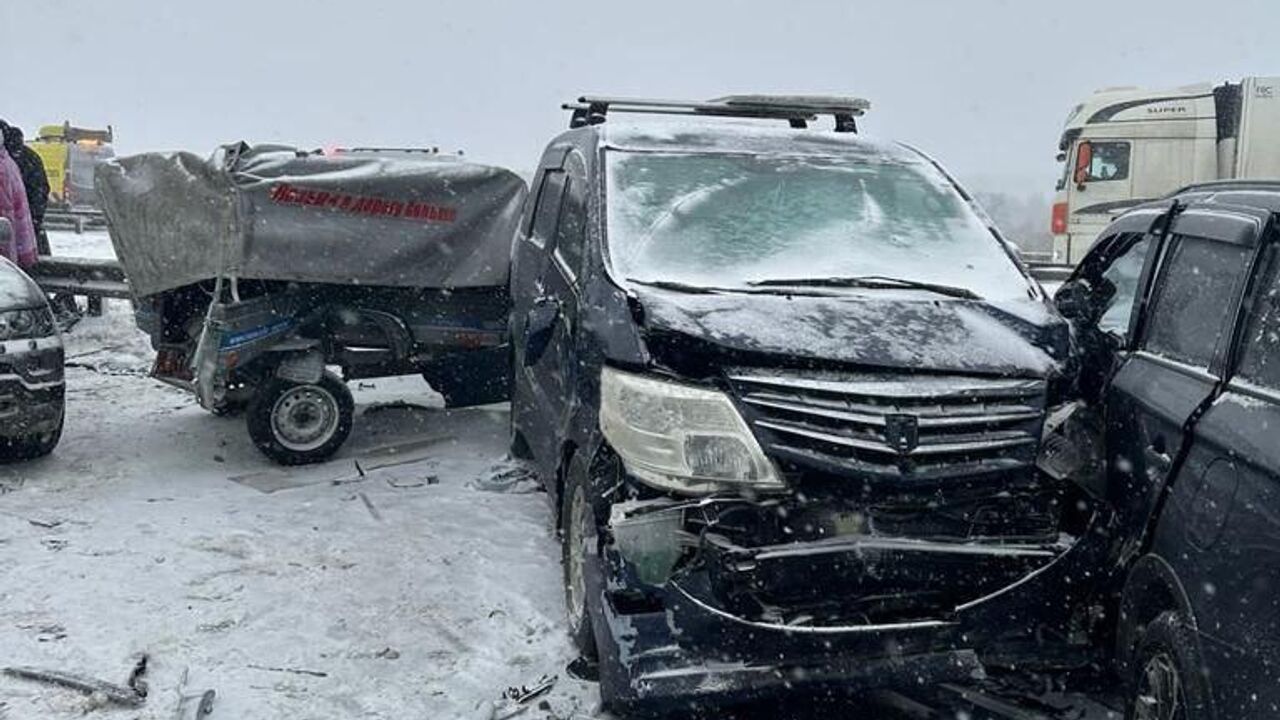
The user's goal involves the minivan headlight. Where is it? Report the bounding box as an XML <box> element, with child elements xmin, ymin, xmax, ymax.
<box><xmin>600</xmin><ymin>367</ymin><xmax>783</xmax><ymax>496</ymax></box>
<box><xmin>0</xmin><ymin>308</ymin><xmax>55</xmax><ymax>341</ymax></box>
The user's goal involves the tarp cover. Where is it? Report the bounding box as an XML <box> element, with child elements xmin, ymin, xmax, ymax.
<box><xmin>97</xmin><ymin>143</ymin><xmax>527</xmax><ymax>297</ymax></box>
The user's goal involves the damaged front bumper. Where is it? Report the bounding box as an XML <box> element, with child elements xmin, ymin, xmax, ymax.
<box><xmin>0</xmin><ymin>336</ymin><xmax>65</xmax><ymax>438</ymax></box>
<box><xmin>592</xmin><ymin>478</ymin><xmax>1113</xmax><ymax>710</ymax></box>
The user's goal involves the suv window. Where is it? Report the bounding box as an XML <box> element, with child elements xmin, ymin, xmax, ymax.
<box><xmin>1237</xmin><ymin>259</ymin><xmax>1280</xmax><ymax>391</ymax></box>
<box><xmin>1080</xmin><ymin>141</ymin><xmax>1130</xmax><ymax>182</ymax></box>
<box><xmin>530</xmin><ymin>170</ymin><xmax>566</xmax><ymax>248</ymax></box>
<box><xmin>1144</xmin><ymin>235</ymin><xmax>1251</xmax><ymax>368</ymax></box>
<box><xmin>553</xmin><ymin>176</ymin><xmax>586</xmax><ymax>280</ymax></box>
<box><xmin>1096</xmin><ymin>233</ymin><xmax>1153</xmax><ymax>340</ymax></box>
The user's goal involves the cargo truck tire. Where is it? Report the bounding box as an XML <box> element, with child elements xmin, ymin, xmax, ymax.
<box><xmin>247</xmin><ymin>372</ymin><xmax>353</xmax><ymax>465</ymax></box>
<box><xmin>0</xmin><ymin>417</ymin><xmax>64</xmax><ymax>462</ymax></box>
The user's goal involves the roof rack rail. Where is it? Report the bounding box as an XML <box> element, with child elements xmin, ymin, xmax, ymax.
<box><xmin>563</xmin><ymin>95</ymin><xmax>871</xmax><ymax>132</ymax></box>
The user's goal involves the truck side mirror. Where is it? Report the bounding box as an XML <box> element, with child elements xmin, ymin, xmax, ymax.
<box><xmin>1073</xmin><ymin>142</ymin><xmax>1093</xmax><ymax>189</ymax></box>
<box><xmin>1054</xmin><ymin>279</ymin><xmax>1094</xmax><ymax>323</ymax></box>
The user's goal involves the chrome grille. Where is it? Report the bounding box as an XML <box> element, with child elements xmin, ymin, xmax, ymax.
<box><xmin>730</xmin><ymin>371</ymin><xmax>1047</xmax><ymax>480</ymax></box>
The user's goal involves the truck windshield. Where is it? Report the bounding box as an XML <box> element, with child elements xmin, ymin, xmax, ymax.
<box><xmin>604</xmin><ymin>151</ymin><xmax>1033</xmax><ymax>300</ymax></box>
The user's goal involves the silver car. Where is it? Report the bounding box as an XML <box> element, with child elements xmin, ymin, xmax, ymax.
<box><xmin>0</xmin><ymin>218</ymin><xmax>64</xmax><ymax>460</ymax></box>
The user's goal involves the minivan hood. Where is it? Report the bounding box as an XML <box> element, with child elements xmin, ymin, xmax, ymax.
<box><xmin>632</xmin><ymin>288</ymin><xmax>1066</xmax><ymax>377</ymax></box>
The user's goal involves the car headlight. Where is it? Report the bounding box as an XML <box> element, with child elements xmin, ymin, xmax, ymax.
<box><xmin>600</xmin><ymin>367</ymin><xmax>783</xmax><ymax>496</ymax></box>
<box><xmin>0</xmin><ymin>307</ymin><xmax>55</xmax><ymax>341</ymax></box>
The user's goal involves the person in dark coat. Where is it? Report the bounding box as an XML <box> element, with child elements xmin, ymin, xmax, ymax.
<box><xmin>0</xmin><ymin>123</ymin><xmax>50</xmax><ymax>256</ymax></box>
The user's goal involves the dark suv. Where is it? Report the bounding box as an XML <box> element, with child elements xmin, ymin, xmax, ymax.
<box><xmin>511</xmin><ymin>96</ymin><xmax>1109</xmax><ymax>713</ymax></box>
<box><xmin>1057</xmin><ymin>181</ymin><xmax>1280</xmax><ymax>720</ymax></box>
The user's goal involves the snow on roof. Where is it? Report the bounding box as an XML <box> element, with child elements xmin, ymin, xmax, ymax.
<box><xmin>598</xmin><ymin>118</ymin><xmax>919</xmax><ymax>162</ymax></box>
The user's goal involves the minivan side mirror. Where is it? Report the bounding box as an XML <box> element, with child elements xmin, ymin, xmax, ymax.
<box><xmin>1054</xmin><ymin>279</ymin><xmax>1094</xmax><ymax>322</ymax></box>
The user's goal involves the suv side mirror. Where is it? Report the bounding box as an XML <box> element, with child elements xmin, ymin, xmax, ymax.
<box><xmin>1054</xmin><ymin>279</ymin><xmax>1094</xmax><ymax>322</ymax></box>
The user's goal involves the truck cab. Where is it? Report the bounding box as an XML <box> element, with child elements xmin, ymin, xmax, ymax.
<box><xmin>1052</xmin><ymin>78</ymin><xmax>1280</xmax><ymax>263</ymax></box>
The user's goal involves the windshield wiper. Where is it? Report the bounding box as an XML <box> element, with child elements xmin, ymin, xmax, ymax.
<box><xmin>625</xmin><ymin>278</ymin><xmax>728</xmax><ymax>294</ymax></box>
<box><xmin>625</xmin><ymin>278</ymin><xmax>831</xmax><ymax>296</ymax></box>
<box><xmin>747</xmin><ymin>275</ymin><xmax>981</xmax><ymax>300</ymax></box>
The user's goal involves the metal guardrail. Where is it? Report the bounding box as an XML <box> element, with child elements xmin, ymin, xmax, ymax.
<box><xmin>27</xmin><ymin>255</ymin><xmax>130</xmax><ymax>316</ymax></box>
<box><xmin>44</xmin><ymin>207</ymin><xmax>108</xmax><ymax>234</ymax></box>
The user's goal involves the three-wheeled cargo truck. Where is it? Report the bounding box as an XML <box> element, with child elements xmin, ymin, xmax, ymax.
<box><xmin>97</xmin><ymin>142</ymin><xmax>526</xmax><ymax>464</ymax></box>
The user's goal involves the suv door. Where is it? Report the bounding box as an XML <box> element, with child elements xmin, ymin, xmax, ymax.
<box><xmin>1151</xmin><ymin>229</ymin><xmax>1280</xmax><ymax>715</ymax></box>
<box><xmin>1104</xmin><ymin>209</ymin><xmax>1261</xmax><ymax>563</ymax></box>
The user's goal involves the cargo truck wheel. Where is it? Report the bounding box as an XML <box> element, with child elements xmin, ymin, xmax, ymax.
<box><xmin>247</xmin><ymin>372</ymin><xmax>353</xmax><ymax>465</ymax></box>
<box><xmin>0</xmin><ymin>417</ymin><xmax>64</xmax><ymax>462</ymax></box>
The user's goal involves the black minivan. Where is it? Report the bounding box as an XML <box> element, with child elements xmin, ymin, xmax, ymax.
<box><xmin>510</xmin><ymin>96</ymin><xmax>1110</xmax><ymax>712</ymax></box>
<box><xmin>1057</xmin><ymin>181</ymin><xmax>1280</xmax><ymax>720</ymax></box>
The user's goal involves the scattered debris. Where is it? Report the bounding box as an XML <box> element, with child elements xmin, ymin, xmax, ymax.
<box><xmin>470</xmin><ymin>463</ymin><xmax>540</xmax><ymax>494</ymax></box>
<box><xmin>375</xmin><ymin>647</ymin><xmax>401</xmax><ymax>660</ymax></box>
<box><xmin>126</xmin><ymin>655</ymin><xmax>149</xmax><ymax>699</ymax></box>
<box><xmin>387</xmin><ymin>475</ymin><xmax>438</xmax><ymax>489</ymax></box>
<box><xmin>172</xmin><ymin>667</ymin><xmax>217</xmax><ymax>719</ymax></box>
<box><xmin>491</xmin><ymin>675</ymin><xmax>558</xmax><ymax>719</ymax></box>
<box><xmin>246</xmin><ymin>664</ymin><xmax>328</xmax><ymax>678</ymax></box>
<box><xmin>3</xmin><ymin>664</ymin><xmax>146</xmax><ymax>707</ymax></box>
<box><xmin>196</xmin><ymin>689</ymin><xmax>216</xmax><ymax>716</ymax></box>
<box><xmin>0</xmin><ymin>510</ymin><xmax>63</xmax><ymax>528</ymax></box>
<box><xmin>358</xmin><ymin>492</ymin><xmax>383</xmax><ymax>521</ymax></box>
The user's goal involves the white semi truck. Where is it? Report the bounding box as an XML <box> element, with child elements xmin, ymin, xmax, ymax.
<box><xmin>1051</xmin><ymin>76</ymin><xmax>1280</xmax><ymax>262</ymax></box>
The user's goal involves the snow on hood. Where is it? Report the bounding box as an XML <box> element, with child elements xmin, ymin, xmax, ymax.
<box><xmin>0</xmin><ymin>257</ymin><xmax>45</xmax><ymax>309</ymax></box>
<box><xmin>634</xmin><ymin>288</ymin><xmax>1063</xmax><ymax>376</ymax></box>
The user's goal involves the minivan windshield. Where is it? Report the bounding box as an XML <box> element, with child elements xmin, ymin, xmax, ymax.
<box><xmin>605</xmin><ymin>151</ymin><xmax>1033</xmax><ymax>300</ymax></box>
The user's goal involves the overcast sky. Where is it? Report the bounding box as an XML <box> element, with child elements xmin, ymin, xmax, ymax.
<box><xmin>2</xmin><ymin>0</ymin><xmax>1275</xmax><ymax>195</ymax></box>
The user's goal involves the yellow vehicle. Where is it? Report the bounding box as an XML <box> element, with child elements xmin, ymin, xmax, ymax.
<box><xmin>28</xmin><ymin>122</ymin><xmax>115</xmax><ymax>209</ymax></box>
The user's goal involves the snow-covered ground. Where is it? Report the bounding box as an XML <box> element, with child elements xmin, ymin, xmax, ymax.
<box><xmin>0</xmin><ymin>297</ymin><xmax>597</xmax><ymax>719</ymax></box>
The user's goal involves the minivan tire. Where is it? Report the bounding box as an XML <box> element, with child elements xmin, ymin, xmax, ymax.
<box><xmin>561</xmin><ymin>455</ymin><xmax>599</xmax><ymax>661</ymax></box>
<box><xmin>1126</xmin><ymin>611</ymin><xmax>1213</xmax><ymax>720</ymax></box>
<box><xmin>247</xmin><ymin>372</ymin><xmax>353</xmax><ymax>465</ymax></box>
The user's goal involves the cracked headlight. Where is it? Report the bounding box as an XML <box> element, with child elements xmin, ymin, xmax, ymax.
<box><xmin>0</xmin><ymin>307</ymin><xmax>55</xmax><ymax>341</ymax></box>
<box><xmin>600</xmin><ymin>367</ymin><xmax>783</xmax><ymax>496</ymax></box>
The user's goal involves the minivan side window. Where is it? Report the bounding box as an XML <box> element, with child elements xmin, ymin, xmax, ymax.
<box><xmin>530</xmin><ymin>170</ymin><xmax>567</xmax><ymax>248</ymax></box>
<box><xmin>1143</xmin><ymin>235</ymin><xmax>1251</xmax><ymax>368</ymax></box>
<box><xmin>553</xmin><ymin>176</ymin><xmax>586</xmax><ymax>281</ymax></box>
<box><xmin>1237</xmin><ymin>260</ymin><xmax>1280</xmax><ymax>391</ymax></box>
<box><xmin>1096</xmin><ymin>233</ymin><xmax>1154</xmax><ymax>340</ymax></box>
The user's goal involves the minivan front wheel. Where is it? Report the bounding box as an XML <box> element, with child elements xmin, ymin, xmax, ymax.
<box><xmin>1128</xmin><ymin>611</ymin><xmax>1212</xmax><ymax>720</ymax></box>
<box><xmin>561</xmin><ymin>458</ymin><xmax>599</xmax><ymax>660</ymax></box>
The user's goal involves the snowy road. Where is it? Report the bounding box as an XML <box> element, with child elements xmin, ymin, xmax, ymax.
<box><xmin>0</xmin><ymin>301</ymin><xmax>595</xmax><ymax>719</ymax></box>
